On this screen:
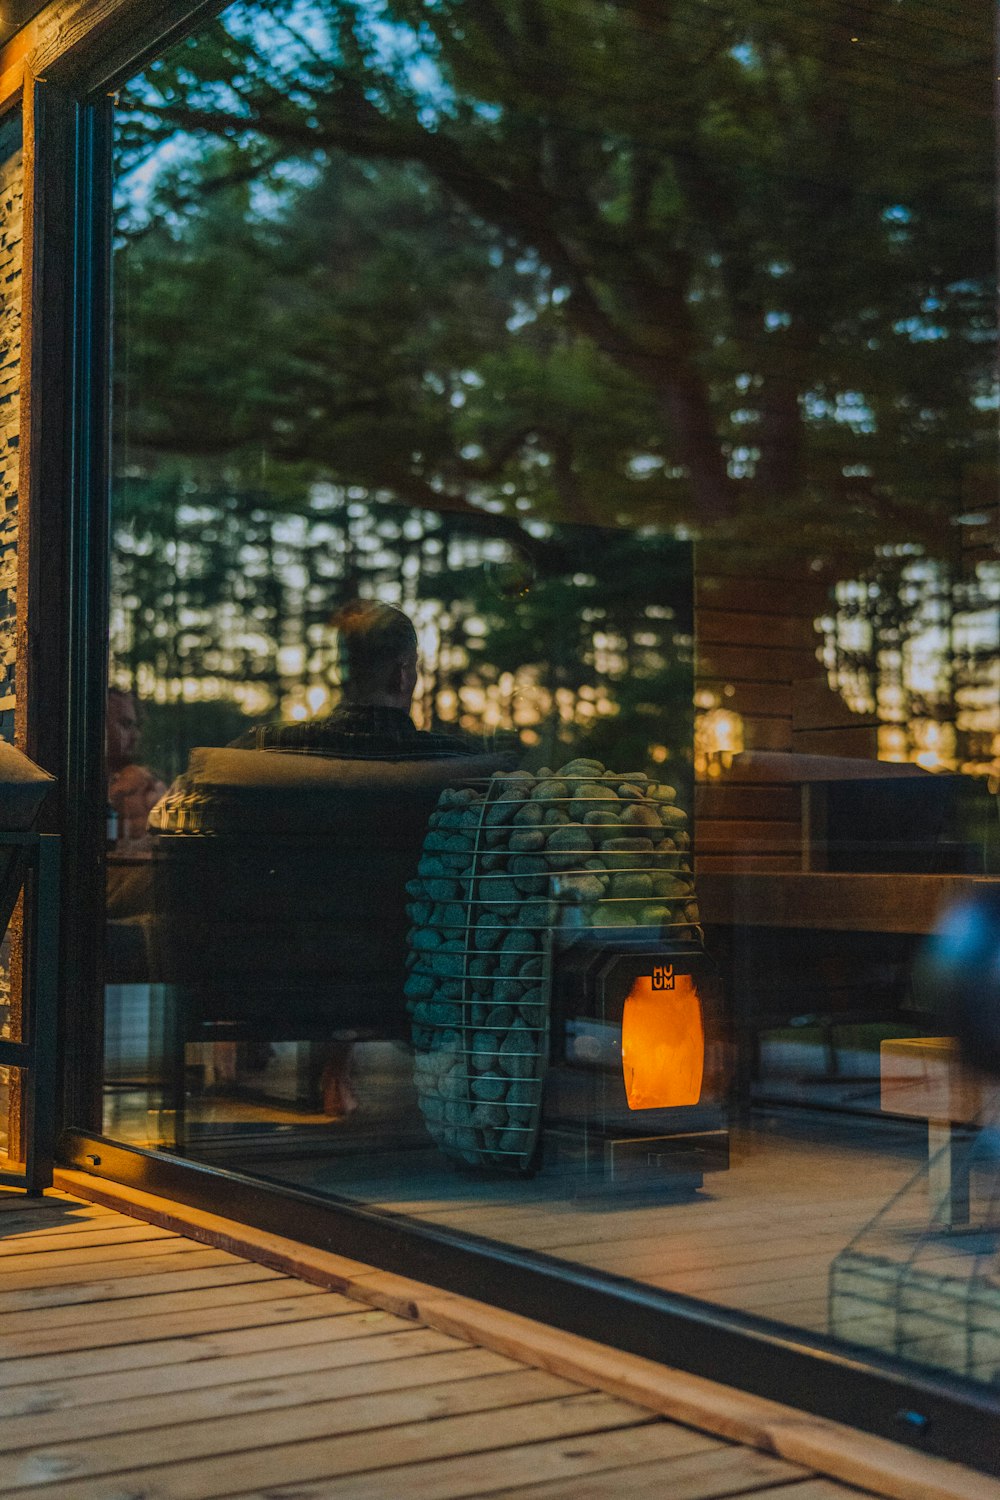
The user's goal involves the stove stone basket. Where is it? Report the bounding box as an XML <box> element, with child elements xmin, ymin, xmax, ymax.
<box><xmin>404</xmin><ymin>760</ymin><xmax>706</xmax><ymax>1172</ymax></box>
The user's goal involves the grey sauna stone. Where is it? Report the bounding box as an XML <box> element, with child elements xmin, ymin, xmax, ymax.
<box><xmin>472</xmin><ymin>1103</ymin><xmax>508</xmax><ymax>1128</ymax></box>
<box><xmin>404</xmin><ymin>971</ymin><xmax>434</xmax><ymax>1000</ymax></box>
<box><xmin>484</xmin><ymin>1004</ymin><xmax>516</xmax><ymax>1029</ymax></box>
<box><xmin>429</xmin><ymin>942</ymin><xmax>464</xmax><ymax>978</ymax></box>
<box><xmin>493</xmin><ymin>977</ymin><xmax>524</xmax><ymax>1006</ymax></box>
<box><xmin>427</xmin><ymin>1001</ymin><xmax>462</xmax><ymax>1028</ymax></box>
<box><xmin>545</xmin><ymin>825</ymin><xmax>593</xmax><ymax>868</ymax></box>
<box><xmin>485</xmin><ymin>798</ymin><xmax>520</xmax><ymax>829</ymax></box>
<box><xmin>471</xmin><ymin>1074</ymin><xmax>507</xmax><ymax>1102</ymax></box>
<box><xmin>498</xmin><ymin>946</ymin><xmax>527</xmax><ymax>976</ymax></box>
<box><xmin>557</xmin><ymin>873</ymin><xmax>605</xmax><ymax>903</ymax></box>
<box><xmin>474</xmin><ymin>917</ymin><xmax>505</xmax><ymax>951</ymax></box>
<box><xmin>555</xmin><ymin>758</ymin><xmax>605</xmax><ymax>776</ymax></box>
<box><xmin>658</xmin><ymin>804</ymin><xmax>688</xmax><ymax>828</ymax></box>
<box><xmin>506</xmin><ymin>1079</ymin><xmax>536</xmax><ymax>1109</ymax></box>
<box><xmin>499</xmin><ymin>1021</ymin><xmax>535</xmax><ymax>1078</ymax></box>
<box><xmin>532</xmin><ymin>778</ymin><xmax>569</xmax><ymax>801</ymax></box>
<box><xmin>513</xmin><ymin>801</ymin><xmax>544</xmax><ymax>826</ymax></box>
<box><xmin>621</xmin><ymin>802</ymin><xmax>661</xmax><ymax>833</ymax></box>
<box><xmin>590</xmin><ymin>902</ymin><xmax>636</xmax><ymax>927</ymax></box>
<box><xmin>439</xmin><ymin>1068</ymin><xmax>465</xmax><ymax>1100</ymax></box>
<box><xmin>485</xmin><ymin>877</ymin><xmax>519</xmax><ymax>906</ymax></box>
<box><xmin>569</xmin><ymin>783</ymin><xmax>618</xmax><ymax>820</ymax></box>
<box><xmin>471</xmin><ymin>1030</ymin><xmax>501</xmax><ymax>1071</ymax></box>
<box><xmin>610</xmin><ymin>872</ymin><xmax>653</xmax><ymax>899</ymax></box>
<box><xmin>411</xmin><ymin>927</ymin><xmax>443</xmax><ymax>951</ymax></box>
<box><xmin>509</xmin><ymin>828</ymin><xmax>545</xmax><ymax>852</ymax></box>
<box><xmin>583</xmin><ymin>809</ymin><xmax>620</xmax><ymax>837</ymax></box>
<box><xmin>511</xmin><ymin>855</ymin><xmax>548</xmax><ymax>894</ymax></box>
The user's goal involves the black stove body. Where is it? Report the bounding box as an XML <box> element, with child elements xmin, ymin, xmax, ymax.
<box><xmin>544</xmin><ymin>929</ymin><xmax>729</xmax><ymax>1192</ymax></box>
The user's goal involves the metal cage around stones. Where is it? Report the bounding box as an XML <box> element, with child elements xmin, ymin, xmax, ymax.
<box><xmin>405</xmin><ymin>760</ymin><xmax>701</xmax><ymax>1172</ymax></box>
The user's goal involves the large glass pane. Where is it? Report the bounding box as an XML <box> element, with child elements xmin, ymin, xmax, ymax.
<box><xmin>104</xmin><ymin>1</ymin><xmax>999</xmax><ymax>1390</ymax></box>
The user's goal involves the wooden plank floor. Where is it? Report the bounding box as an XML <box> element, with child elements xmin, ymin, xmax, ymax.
<box><xmin>0</xmin><ymin>1187</ymin><xmax>885</xmax><ymax>1500</ymax></box>
<box><xmin>260</xmin><ymin>1113</ymin><xmax>936</xmax><ymax>1342</ymax></box>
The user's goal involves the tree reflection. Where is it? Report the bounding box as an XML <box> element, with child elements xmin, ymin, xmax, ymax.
<box><xmin>110</xmin><ymin>0</ymin><xmax>997</xmax><ymax>768</ymax></box>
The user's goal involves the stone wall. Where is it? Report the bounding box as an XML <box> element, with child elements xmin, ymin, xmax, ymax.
<box><xmin>0</xmin><ymin>116</ymin><xmax>23</xmax><ymax>1153</ymax></box>
<box><xmin>0</xmin><ymin>118</ymin><xmax>23</xmax><ymax>746</ymax></box>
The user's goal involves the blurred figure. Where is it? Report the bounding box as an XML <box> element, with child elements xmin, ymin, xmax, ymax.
<box><xmin>107</xmin><ymin>687</ymin><xmax>166</xmax><ymax>847</ymax></box>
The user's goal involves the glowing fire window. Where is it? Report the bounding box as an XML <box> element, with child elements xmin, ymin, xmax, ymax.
<box><xmin>621</xmin><ymin>972</ymin><xmax>705</xmax><ymax>1110</ymax></box>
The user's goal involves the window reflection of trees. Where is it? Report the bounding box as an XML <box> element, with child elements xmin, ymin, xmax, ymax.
<box><xmin>819</xmin><ymin>549</ymin><xmax>1000</xmax><ymax>779</ymax></box>
<box><xmin>111</xmin><ymin>488</ymin><xmax>693</xmax><ymax>781</ymax></box>
<box><xmin>110</xmin><ymin>0</ymin><xmax>996</xmax><ymax>778</ymax></box>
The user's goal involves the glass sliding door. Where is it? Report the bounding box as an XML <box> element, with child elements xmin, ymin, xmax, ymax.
<box><xmin>101</xmin><ymin>0</ymin><xmax>1000</xmax><ymax>1416</ymax></box>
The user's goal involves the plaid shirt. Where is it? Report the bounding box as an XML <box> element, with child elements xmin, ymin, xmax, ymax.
<box><xmin>231</xmin><ymin>704</ymin><xmax>488</xmax><ymax>761</ymax></box>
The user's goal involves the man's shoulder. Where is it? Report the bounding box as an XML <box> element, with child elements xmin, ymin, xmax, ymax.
<box><xmin>228</xmin><ymin>713</ymin><xmax>489</xmax><ymax>761</ymax></box>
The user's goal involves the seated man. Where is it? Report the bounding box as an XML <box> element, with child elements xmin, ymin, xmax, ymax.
<box><xmin>234</xmin><ymin>598</ymin><xmax>508</xmax><ymax>1116</ymax></box>
<box><xmin>236</xmin><ymin>599</ymin><xmax>491</xmax><ymax>763</ymax></box>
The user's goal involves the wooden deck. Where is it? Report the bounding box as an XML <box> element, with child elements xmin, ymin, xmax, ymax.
<box><xmin>0</xmin><ymin>1186</ymin><xmax>890</xmax><ymax>1500</ymax></box>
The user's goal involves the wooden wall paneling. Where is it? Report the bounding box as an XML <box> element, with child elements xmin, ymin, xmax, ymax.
<box><xmin>695</xmin><ymin>785</ymin><xmax>801</xmax><ymax>822</ymax></box>
<box><xmin>696</xmin><ymin>821</ymin><xmax>803</xmax><ymax>851</ymax></box>
<box><xmin>696</xmin><ymin>853</ymin><xmax>802</xmax><ymax>874</ymax></box>
<box><xmin>740</xmin><ymin>717</ymin><xmax>793</xmax><ymax>752</ymax></box>
<box><xmin>791</xmin><ymin>726</ymin><xmax>879</xmax><ymax>759</ymax></box>
<box><xmin>696</xmin><ymin>610</ymin><xmax>819</xmax><ymax>651</ymax></box>
<box><xmin>694</xmin><ymin>573</ymin><xmax>831</xmax><ymax>616</ymax></box>
<box><xmin>696</xmin><ymin>680</ymin><xmax>792</xmax><ymax>720</ymax></box>
<box><xmin>792</xmin><ymin>677</ymin><xmax>880</xmax><ymax>732</ymax></box>
<box><xmin>698</xmin><ymin>872</ymin><xmax>999</xmax><ymax>934</ymax></box>
<box><xmin>697</xmin><ymin>644</ymin><xmax>822</xmax><ymax>685</ymax></box>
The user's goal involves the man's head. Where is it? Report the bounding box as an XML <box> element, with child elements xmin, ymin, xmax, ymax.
<box><xmin>331</xmin><ymin>600</ymin><xmax>419</xmax><ymax>709</ymax></box>
<box><xmin>107</xmin><ymin>687</ymin><xmax>141</xmax><ymax>772</ymax></box>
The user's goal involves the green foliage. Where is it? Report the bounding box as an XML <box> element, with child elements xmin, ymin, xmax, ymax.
<box><xmin>109</xmin><ymin>0</ymin><xmax>994</xmax><ymax>768</ymax></box>
<box><xmin>116</xmin><ymin>0</ymin><xmax>995</xmax><ymax>546</ymax></box>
